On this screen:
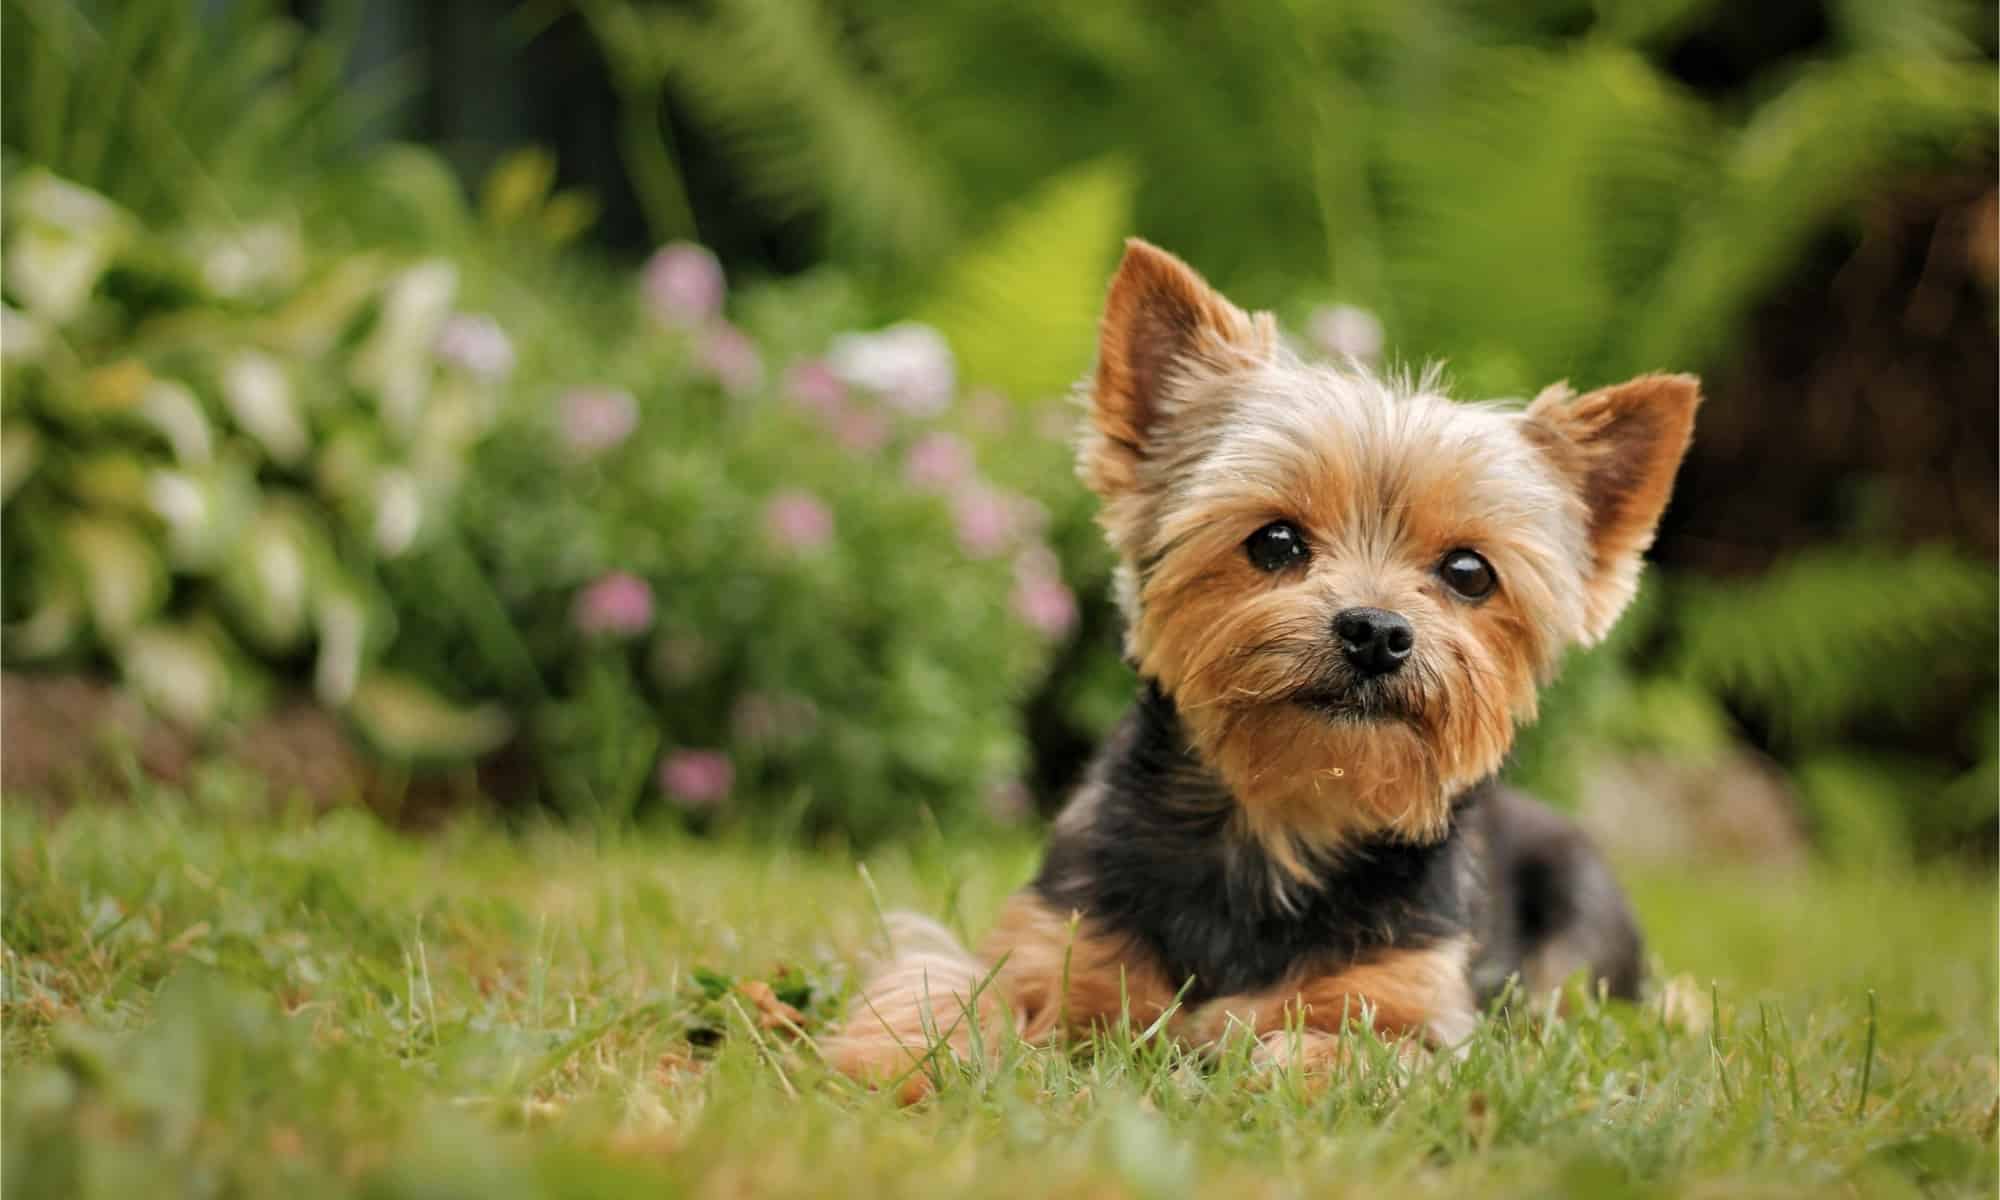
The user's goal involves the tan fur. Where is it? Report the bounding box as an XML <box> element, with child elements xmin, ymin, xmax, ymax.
<box><xmin>1524</xmin><ymin>374</ymin><xmax>1703</xmax><ymax>642</ymax></box>
<box><xmin>821</xmin><ymin>894</ymin><xmax>1174</xmax><ymax>1101</ymax></box>
<box><xmin>824</xmin><ymin>899</ymin><xmax>1469</xmax><ymax>1101</ymax></box>
<box><xmin>1186</xmin><ymin>937</ymin><xmax>1477</xmax><ymax>1048</ymax></box>
<box><xmin>818</xmin><ymin>912</ymin><xmax>1015</xmax><ymax>1103</ymax></box>
<box><xmin>1075</xmin><ymin>243</ymin><xmax>1696</xmax><ymax>866</ymax></box>
<box><xmin>981</xmin><ymin>891</ymin><xmax>1177</xmax><ymax>1040</ymax></box>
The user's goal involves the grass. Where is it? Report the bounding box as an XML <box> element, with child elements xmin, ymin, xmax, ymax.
<box><xmin>3</xmin><ymin>770</ymin><xmax>1995</xmax><ymax>1199</ymax></box>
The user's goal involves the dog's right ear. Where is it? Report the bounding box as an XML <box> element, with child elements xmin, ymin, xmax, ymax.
<box><xmin>1083</xmin><ymin>239</ymin><xmax>1273</xmax><ymax>499</ymax></box>
<box><xmin>1524</xmin><ymin>373</ymin><xmax>1701</xmax><ymax>643</ymax></box>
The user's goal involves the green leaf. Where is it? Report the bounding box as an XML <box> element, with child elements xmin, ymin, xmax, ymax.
<box><xmin>64</xmin><ymin>514</ymin><xmax>166</xmax><ymax>642</ymax></box>
<box><xmin>343</xmin><ymin>670</ymin><xmax>513</xmax><ymax>763</ymax></box>
<box><xmin>119</xmin><ymin>621</ymin><xmax>236</xmax><ymax>729</ymax></box>
<box><xmin>917</xmin><ymin>158</ymin><xmax>1134</xmax><ymax>401</ymax></box>
<box><xmin>1672</xmin><ymin>548</ymin><xmax>1998</xmax><ymax>744</ymax></box>
<box><xmin>1</xmin><ymin>420</ymin><xmax>42</xmax><ymax>503</ymax></box>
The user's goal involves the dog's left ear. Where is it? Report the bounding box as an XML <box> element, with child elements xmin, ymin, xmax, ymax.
<box><xmin>1084</xmin><ymin>239</ymin><xmax>1275</xmax><ymax>501</ymax></box>
<box><xmin>1524</xmin><ymin>373</ymin><xmax>1701</xmax><ymax>643</ymax></box>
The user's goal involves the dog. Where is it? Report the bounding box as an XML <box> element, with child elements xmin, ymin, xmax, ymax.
<box><xmin>823</xmin><ymin>240</ymin><xmax>1697</xmax><ymax>1098</ymax></box>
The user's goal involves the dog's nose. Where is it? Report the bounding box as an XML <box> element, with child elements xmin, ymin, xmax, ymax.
<box><xmin>1334</xmin><ymin>607</ymin><xmax>1415</xmax><ymax>677</ymax></box>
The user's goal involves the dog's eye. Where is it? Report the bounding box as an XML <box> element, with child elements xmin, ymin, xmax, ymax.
<box><xmin>1438</xmin><ymin>550</ymin><xmax>1496</xmax><ymax>600</ymax></box>
<box><xmin>1245</xmin><ymin>521</ymin><xmax>1309</xmax><ymax>572</ymax></box>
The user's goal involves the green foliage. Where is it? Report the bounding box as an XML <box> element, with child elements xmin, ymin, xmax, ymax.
<box><xmin>0</xmin><ymin>0</ymin><xmax>1081</xmax><ymax>840</ymax></box>
<box><xmin>0</xmin><ymin>0</ymin><xmax>384</xmax><ymax>226</ymax></box>
<box><xmin>587</xmin><ymin>0</ymin><xmax>1996</xmax><ymax>851</ymax></box>
<box><xmin>1628</xmin><ymin>54</ymin><xmax>1997</xmax><ymax>374</ymax></box>
<box><xmin>5</xmin><ymin>1</ymin><xmax>1995</xmax><ymax>855</ymax></box>
<box><xmin>0</xmin><ymin>157</ymin><xmax>1069</xmax><ymax>837</ymax></box>
<box><xmin>917</xmin><ymin>160</ymin><xmax>1134</xmax><ymax>402</ymax></box>
<box><xmin>599</xmin><ymin>0</ymin><xmax>1993</xmax><ymax>376</ymax></box>
<box><xmin>1672</xmin><ymin>548</ymin><xmax>1997</xmax><ymax>745</ymax></box>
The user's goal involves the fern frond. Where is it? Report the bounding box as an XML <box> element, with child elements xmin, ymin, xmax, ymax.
<box><xmin>1627</xmin><ymin>55</ymin><xmax>1996</xmax><ymax>373</ymax></box>
<box><xmin>1831</xmin><ymin>0</ymin><xmax>1989</xmax><ymax>57</ymax></box>
<box><xmin>1671</xmin><ymin>548</ymin><xmax>1998</xmax><ymax>744</ymax></box>
<box><xmin>1</xmin><ymin>0</ymin><xmax>377</xmax><ymax>225</ymax></box>
<box><xmin>916</xmin><ymin>160</ymin><xmax>1134</xmax><ymax>401</ymax></box>
<box><xmin>642</xmin><ymin>0</ymin><xmax>962</xmax><ymax>272</ymax></box>
<box><xmin>1373</xmin><ymin>43</ymin><xmax>1715</xmax><ymax>394</ymax></box>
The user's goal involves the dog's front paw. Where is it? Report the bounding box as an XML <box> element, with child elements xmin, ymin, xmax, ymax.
<box><xmin>819</xmin><ymin>1029</ymin><xmax>942</xmax><ymax>1104</ymax></box>
<box><xmin>1247</xmin><ymin>1028</ymin><xmax>1430</xmax><ymax>1091</ymax></box>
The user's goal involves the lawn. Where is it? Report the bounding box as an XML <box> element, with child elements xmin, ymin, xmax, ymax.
<box><xmin>3</xmin><ymin>776</ymin><xmax>1995</xmax><ymax>1199</ymax></box>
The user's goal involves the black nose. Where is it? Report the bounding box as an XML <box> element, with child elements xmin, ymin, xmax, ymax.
<box><xmin>1334</xmin><ymin>607</ymin><xmax>1415</xmax><ymax>677</ymax></box>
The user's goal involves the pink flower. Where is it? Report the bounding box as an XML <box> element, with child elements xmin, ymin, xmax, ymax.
<box><xmin>765</xmin><ymin>489</ymin><xmax>834</xmax><ymax>552</ymax></box>
<box><xmin>572</xmin><ymin>571</ymin><xmax>653</xmax><ymax>637</ymax></box>
<box><xmin>952</xmin><ymin>485</ymin><xmax>1018</xmax><ymax>558</ymax></box>
<box><xmin>983</xmin><ymin>778</ymin><xmax>1035</xmax><ymax>825</ymax></box>
<box><xmin>434</xmin><ymin>314</ymin><xmax>515</xmax><ymax>380</ymax></box>
<box><xmin>731</xmin><ymin>691</ymin><xmax>819</xmax><ymax>746</ymax></box>
<box><xmin>903</xmin><ymin>432</ymin><xmax>973</xmax><ymax>492</ymax></box>
<box><xmin>1012</xmin><ymin>571</ymin><xmax>1078</xmax><ymax>638</ymax></box>
<box><xmin>785</xmin><ymin>360</ymin><xmax>848</xmax><ymax>420</ymax></box>
<box><xmin>697</xmin><ymin>322</ymin><xmax>763</xmax><ymax>397</ymax></box>
<box><xmin>1307</xmin><ymin>304</ymin><xmax>1384</xmax><ymax>364</ymax></box>
<box><xmin>832</xmin><ymin>405</ymin><xmax>890</xmax><ymax>455</ymax></box>
<box><xmin>659</xmin><ymin>749</ymin><xmax>733</xmax><ymax>811</ymax></box>
<box><xmin>827</xmin><ymin>323</ymin><xmax>955</xmax><ymax>416</ymax></box>
<box><xmin>642</xmin><ymin>242</ymin><xmax>725</xmax><ymax>328</ymax></box>
<box><xmin>558</xmin><ymin>387</ymin><xmax>638</xmax><ymax>455</ymax></box>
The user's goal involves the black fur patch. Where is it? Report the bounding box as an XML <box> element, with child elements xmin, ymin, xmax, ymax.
<box><xmin>1032</xmin><ymin>682</ymin><xmax>1478</xmax><ymax>1006</ymax></box>
<box><xmin>1032</xmin><ymin>682</ymin><xmax>1645</xmax><ymax>1008</ymax></box>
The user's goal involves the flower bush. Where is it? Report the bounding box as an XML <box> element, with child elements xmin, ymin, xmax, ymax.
<box><xmin>1</xmin><ymin>164</ymin><xmax>1068</xmax><ymax>841</ymax></box>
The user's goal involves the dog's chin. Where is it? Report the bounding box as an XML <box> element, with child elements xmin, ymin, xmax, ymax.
<box><xmin>1290</xmin><ymin>683</ymin><xmax>1415</xmax><ymax>726</ymax></box>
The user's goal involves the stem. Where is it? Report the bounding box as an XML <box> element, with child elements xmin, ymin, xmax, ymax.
<box><xmin>619</xmin><ymin>79</ymin><xmax>699</xmax><ymax>245</ymax></box>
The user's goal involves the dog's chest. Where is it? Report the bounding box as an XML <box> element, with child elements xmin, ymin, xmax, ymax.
<box><xmin>1035</xmin><ymin>800</ymin><xmax>1477</xmax><ymax>1006</ymax></box>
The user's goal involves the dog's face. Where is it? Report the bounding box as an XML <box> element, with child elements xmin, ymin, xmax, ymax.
<box><xmin>1081</xmin><ymin>241</ymin><xmax>1698</xmax><ymax>860</ymax></box>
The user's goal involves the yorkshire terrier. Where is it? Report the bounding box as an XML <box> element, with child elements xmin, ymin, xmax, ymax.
<box><xmin>824</xmin><ymin>240</ymin><xmax>1698</xmax><ymax>1096</ymax></box>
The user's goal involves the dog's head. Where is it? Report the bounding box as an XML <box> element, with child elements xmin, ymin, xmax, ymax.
<box><xmin>1080</xmin><ymin>240</ymin><xmax>1699</xmax><ymax>857</ymax></box>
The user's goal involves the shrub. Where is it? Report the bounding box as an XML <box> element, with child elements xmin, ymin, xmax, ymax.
<box><xmin>0</xmin><ymin>158</ymin><xmax>1070</xmax><ymax>841</ymax></box>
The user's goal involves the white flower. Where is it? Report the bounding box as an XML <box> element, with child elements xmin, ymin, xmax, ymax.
<box><xmin>827</xmin><ymin>323</ymin><xmax>956</xmax><ymax>416</ymax></box>
<box><xmin>1307</xmin><ymin>304</ymin><xmax>1385</xmax><ymax>364</ymax></box>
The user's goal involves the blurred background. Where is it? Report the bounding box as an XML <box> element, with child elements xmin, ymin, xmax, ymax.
<box><xmin>2</xmin><ymin>0</ymin><xmax>1994</xmax><ymax>868</ymax></box>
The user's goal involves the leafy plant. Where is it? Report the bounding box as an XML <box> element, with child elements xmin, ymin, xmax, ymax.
<box><xmin>581</xmin><ymin>0</ymin><xmax>1996</xmax><ymax>853</ymax></box>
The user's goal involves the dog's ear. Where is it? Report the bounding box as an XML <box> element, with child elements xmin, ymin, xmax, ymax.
<box><xmin>1082</xmin><ymin>239</ymin><xmax>1274</xmax><ymax>499</ymax></box>
<box><xmin>1524</xmin><ymin>373</ymin><xmax>1701</xmax><ymax>643</ymax></box>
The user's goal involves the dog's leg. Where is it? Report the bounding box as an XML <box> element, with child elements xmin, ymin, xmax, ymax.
<box><xmin>819</xmin><ymin>911</ymin><xmax>1015</xmax><ymax>1102</ymax></box>
<box><xmin>1187</xmin><ymin>936</ymin><xmax>1477</xmax><ymax>1078</ymax></box>
<box><xmin>822</xmin><ymin>891</ymin><xmax>1176</xmax><ymax>1099</ymax></box>
<box><xmin>977</xmin><ymin>891</ymin><xmax>1176</xmax><ymax>1043</ymax></box>
<box><xmin>1473</xmin><ymin>786</ymin><xmax>1645</xmax><ymax>1007</ymax></box>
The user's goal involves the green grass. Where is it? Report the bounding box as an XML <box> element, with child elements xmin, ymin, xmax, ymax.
<box><xmin>4</xmin><ymin>773</ymin><xmax>1995</xmax><ymax>1199</ymax></box>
